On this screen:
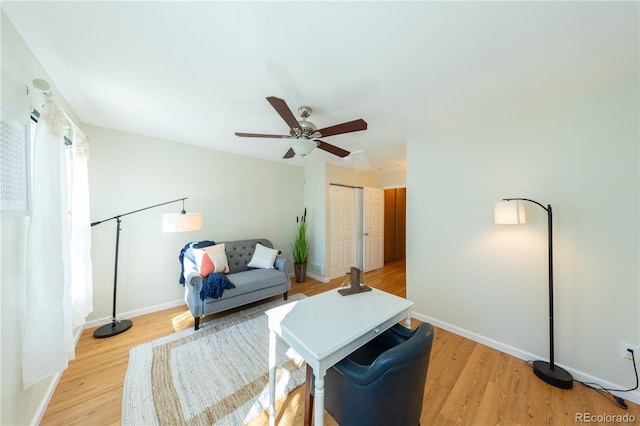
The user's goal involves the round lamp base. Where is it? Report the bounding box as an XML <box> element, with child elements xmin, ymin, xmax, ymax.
<box><xmin>93</xmin><ymin>319</ymin><xmax>132</xmax><ymax>338</ymax></box>
<box><xmin>533</xmin><ymin>360</ymin><xmax>573</xmax><ymax>389</ymax></box>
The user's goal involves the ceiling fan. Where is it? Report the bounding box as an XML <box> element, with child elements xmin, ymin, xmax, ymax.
<box><xmin>235</xmin><ymin>96</ymin><xmax>367</xmax><ymax>159</ymax></box>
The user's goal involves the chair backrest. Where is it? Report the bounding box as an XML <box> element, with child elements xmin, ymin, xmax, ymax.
<box><xmin>325</xmin><ymin>322</ymin><xmax>435</xmax><ymax>426</ymax></box>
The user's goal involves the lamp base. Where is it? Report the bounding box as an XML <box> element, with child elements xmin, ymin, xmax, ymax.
<box><xmin>532</xmin><ymin>360</ymin><xmax>573</xmax><ymax>389</ymax></box>
<box><xmin>93</xmin><ymin>319</ymin><xmax>132</xmax><ymax>338</ymax></box>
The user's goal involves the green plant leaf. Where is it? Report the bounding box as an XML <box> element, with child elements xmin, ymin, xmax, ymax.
<box><xmin>291</xmin><ymin>208</ymin><xmax>309</xmax><ymax>264</ymax></box>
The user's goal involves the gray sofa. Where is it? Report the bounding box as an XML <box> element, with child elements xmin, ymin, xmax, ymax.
<box><xmin>183</xmin><ymin>238</ymin><xmax>291</xmax><ymax>330</ymax></box>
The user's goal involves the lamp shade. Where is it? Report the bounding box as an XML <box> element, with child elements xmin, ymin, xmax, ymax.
<box><xmin>291</xmin><ymin>139</ymin><xmax>317</xmax><ymax>156</ymax></box>
<box><xmin>494</xmin><ymin>200</ymin><xmax>526</xmax><ymax>224</ymax></box>
<box><xmin>162</xmin><ymin>213</ymin><xmax>203</xmax><ymax>232</ymax></box>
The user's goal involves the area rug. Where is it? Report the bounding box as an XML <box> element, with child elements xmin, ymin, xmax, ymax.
<box><xmin>122</xmin><ymin>294</ymin><xmax>307</xmax><ymax>425</ymax></box>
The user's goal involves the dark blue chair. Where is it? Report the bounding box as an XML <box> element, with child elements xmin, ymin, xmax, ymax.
<box><xmin>321</xmin><ymin>322</ymin><xmax>434</xmax><ymax>426</ymax></box>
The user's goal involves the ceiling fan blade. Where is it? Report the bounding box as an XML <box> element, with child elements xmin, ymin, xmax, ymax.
<box><xmin>316</xmin><ymin>119</ymin><xmax>367</xmax><ymax>138</ymax></box>
<box><xmin>266</xmin><ymin>96</ymin><xmax>301</xmax><ymax>131</ymax></box>
<box><xmin>283</xmin><ymin>148</ymin><xmax>295</xmax><ymax>159</ymax></box>
<box><xmin>235</xmin><ymin>132</ymin><xmax>288</xmax><ymax>139</ymax></box>
<box><xmin>316</xmin><ymin>140</ymin><xmax>350</xmax><ymax>158</ymax></box>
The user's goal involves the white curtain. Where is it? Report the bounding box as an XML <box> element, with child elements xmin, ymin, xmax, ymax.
<box><xmin>69</xmin><ymin>126</ymin><xmax>93</xmax><ymax>329</ymax></box>
<box><xmin>23</xmin><ymin>100</ymin><xmax>93</xmax><ymax>388</ymax></box>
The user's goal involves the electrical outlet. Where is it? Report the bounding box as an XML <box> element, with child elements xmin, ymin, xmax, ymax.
<box><xmin>620</xmin><ymin>342</ymin><xmax>639</xmax><ymax>362</ymax></box>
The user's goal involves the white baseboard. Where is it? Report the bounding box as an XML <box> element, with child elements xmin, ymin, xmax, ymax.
<box><xmin>30</xmin><ymin>371</ymin><xmax>62</xmax><ymax>426</ymax></box>
<box><xmin>307</xmin><ymin>271</ymin><xmax>329</xmax><ymax>283</ymax></box>
<box><xmin>413</xmin><ymin>311</ymin><xmax>640</xmax><ymax>405</ymax></box>
<box><xmin>288</xmin><ymin>271</ymin><xmax>330</xmax><ymax>284</ymax></box>
<box><xmin>83</xmin><ymin>299</ymin><xmax>186</xmax><ymax>330</ymax></box>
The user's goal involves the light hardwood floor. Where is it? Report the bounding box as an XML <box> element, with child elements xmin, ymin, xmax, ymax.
<box><xmin>42</xmin><ymin>259</ymin><xmax>639</xmax><ymax>425</ymax></box>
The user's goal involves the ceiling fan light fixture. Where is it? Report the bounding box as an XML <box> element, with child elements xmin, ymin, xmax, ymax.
<box><xmin>291</xmin><ymin>139</ymin><xmax>317</xmax><ymax>156</ymax></box>
<box><xmin>236</xmin><ymin>96</ymin><xmax>366</xmax><ymax>160</ymax></box>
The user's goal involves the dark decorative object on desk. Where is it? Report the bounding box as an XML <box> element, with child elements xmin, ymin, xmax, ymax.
<box><xmin>338</xmin><ymin>267</ymin><xmax>372</xmax><ymax>296</ymax></box>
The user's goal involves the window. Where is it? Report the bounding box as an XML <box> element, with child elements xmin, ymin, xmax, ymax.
<box><xmin>29</xmin><ymin>108</ymin><xmax>74</xmax><ymax>217</ymax></box>
<box><xmin>0</xmin><ymin>108</ymin><xmax>29</xmax><ymax>213</ymax></box>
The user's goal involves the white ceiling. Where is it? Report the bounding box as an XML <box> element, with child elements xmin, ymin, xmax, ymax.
<box><xmin>3</xmin><ymin>1</ymin><xmax>638</xmax><ymax>173</ymax></box>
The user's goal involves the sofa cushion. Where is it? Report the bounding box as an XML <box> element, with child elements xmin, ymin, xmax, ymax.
<box><xmin>226</xmin><ymin>269</ymin><xmax>288</xmax><ymax>293</ymax></box>
<box><xmin>203</xmin><ymin>243</ymin><xmax>229</xmax><ymax>273</ymax></box>
<box><xmin>247</xmin><ymin>242</ymin><xmax>279</xmax><ymax>269</ymax></box>
<box><xmin>193</xmin><ymin>249</ymin><xmax>215</xmax><ymax>277</ymax></box>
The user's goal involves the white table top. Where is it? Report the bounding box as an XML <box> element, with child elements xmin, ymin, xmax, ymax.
<box><xmin>267</xmin><ymin>288</ymin><xmax>414</xmax><ymax>364</ymax></box>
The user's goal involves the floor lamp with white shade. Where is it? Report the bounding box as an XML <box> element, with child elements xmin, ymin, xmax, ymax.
<box><xmin>91</xmin><ymin>197</ymin><xmax>202</xmax><ymax>338</ymax></box>
<box><xmin>494</xmin><ymin>197</ymin><xmax>573</xmax><ymax>389</ymax></box>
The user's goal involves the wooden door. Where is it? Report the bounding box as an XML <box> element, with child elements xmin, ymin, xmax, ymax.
<box><xmin>396</xmin><ymin>188</ymin><xmax>406</xmax><ymax>259</ymax></box>
<box><xmin>363</xmin><ymin>187</ymin><xmax>384</xmax><ymax>272</ymax></box>
<box><xmin>384</xmin><ymin>190</ymin><xmax>396</xmax><ymax>262</ymax></box>
<box><xmin>329</xmin><ymin>185</ymin><xmax>355</xmax><ymax>279</ymax></box>
<box><xmin>384</xmin><ymin>188</ymin><xmax>406</xmax><ymax>263</ymax></box>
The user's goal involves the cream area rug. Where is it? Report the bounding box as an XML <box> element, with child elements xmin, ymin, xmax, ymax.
<box><xmin>122</xmin><ymin>294</ymin><xmax>307</xmax><ymax>425</ymax></box>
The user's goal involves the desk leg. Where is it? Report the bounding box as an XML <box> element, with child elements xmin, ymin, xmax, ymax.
<box><xmin>304</xmin><ymin>364</ymin><xmax>313</xmax><ymax>426</ymax></box>
<box><xmin>405</xmin><ymin>312</ymin><xmax>412</xmax><ymax>328</ymax></box>
<box><xmin>314</xmin><ymin>369</ymin><xmax>325</xmax><ymax>426</ymax></box>
<box><xmin>268</xmin><ymin>330</ymin><xmax>276</xmax><ymax>426</ymax></box>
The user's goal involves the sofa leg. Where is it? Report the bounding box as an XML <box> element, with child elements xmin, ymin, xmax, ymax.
<box><xmin>284</xmin><ymin>291</ymin><xmax>288</xmax><ymax>301</ymax></box>
<box><xmin>194</xmin><ymin>317</ymin><xmax>200</xmax><ymax>331</ymax></box>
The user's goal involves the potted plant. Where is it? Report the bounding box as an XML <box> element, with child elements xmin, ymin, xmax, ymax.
<box><xmin>292</xmin><ymin>208</ymin><xmax>309</xmax><ymax>282</ymax></box>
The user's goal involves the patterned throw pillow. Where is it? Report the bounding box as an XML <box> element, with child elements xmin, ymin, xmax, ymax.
<box><xmin>203</xmin><ymin>243</ymin><xmax>230</xmax><ymax>273</ymax></box>
<box><xmin>194</xmin><ymin>249</ymin><xmax>215</xmax><ymax>277</ymax></box>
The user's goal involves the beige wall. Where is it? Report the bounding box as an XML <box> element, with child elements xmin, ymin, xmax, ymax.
<box><xmin>325</xmin><ymin>162</ymin><xmax>379</xmax><ymax>188</ymax></box>
<box><xmin>378</xmin><ymin>170</ymin><xmax>406</xmax><ymax>188</ymax></box>
<box><xmin>86</xmin><ymin>125</ymin><xmax>304</xmax><ymax>320</ymax></box>
<box><xmin>407</xmin><ymin>80</ymin><xmax>640</xmax><ymax>401</ymax></box>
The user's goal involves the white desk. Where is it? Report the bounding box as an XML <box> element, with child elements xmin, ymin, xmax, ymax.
<box><xmin>266</xmin><ymin>288</ymin><xmax>414</xmax><ymax>426</ymax></box>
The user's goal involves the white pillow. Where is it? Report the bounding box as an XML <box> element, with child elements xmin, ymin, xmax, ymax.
<box><xmin>247</xmin><ymin>242</ymin><xmax>279</xmax><ymax>269</ymax></box>
<box><xmin>202</xmin><ymin>243</ymin><xmax>229</xmax><ymax>273</ymax></box>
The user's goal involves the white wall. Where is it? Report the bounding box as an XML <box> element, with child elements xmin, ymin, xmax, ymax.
<box><xmin>1</xmin><ymin>10</ymin><xmax>83</xmax><ymax>425</ymax></box>
<box><xmin>86</xmin><ymin>125</ymin><xmax>304</xmax><ymax>321</ymax></box>
<box><xmin>303</xmin><ymin>158</ymin><xmax>326</xmax><ymax>279</ymax></box>
<box><xmin>326</xmin><ymin>162</ymin><xmax>379</xmax><ymax>189</ymax></box>
<box><xmin>378</xmin><ymin>170</ymin><xmax>406</xmax><ymax>188</ymax></box>
<box><xmin>407</xmin><ymin>81</ymin><xmax>640</xmax><ymax>400</ymax></box>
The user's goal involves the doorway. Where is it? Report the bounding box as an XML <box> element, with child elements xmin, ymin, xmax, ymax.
<box><xmin>329</xmin><ymin>185</ymin><xmax>384</xmax><ymax>279</ymax></box>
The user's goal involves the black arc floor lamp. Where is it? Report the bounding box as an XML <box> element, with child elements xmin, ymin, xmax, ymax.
<box><xmin>91</xmin><ymin>197</ymin><xmax>202</xmax><ymax>338</ymax></box>
<box><xmin>494</xmin><ymin>197</ymin><xmax>573</xmax><ymax>389</ymax></box>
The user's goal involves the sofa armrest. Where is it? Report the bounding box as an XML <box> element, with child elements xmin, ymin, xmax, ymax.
<box><xmin>184</xmin><ymin>269</ymin><xmax>204</xmax><ymax>318</ymax></box>
<box><xmin>274</xmin><ymin>256</ymin><xmax>290</xmax><ymax>273</ymax></box>
<box><xmin>185</xmin><ymin>270</ymin><xmax>202</xmax><ymax>290</ymax></box>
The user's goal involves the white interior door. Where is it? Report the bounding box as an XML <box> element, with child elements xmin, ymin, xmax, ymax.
<box><xmin>363</xmin><ymin>187</ymin><xmax>384</xmax><ymax>272</ymax></box>
<box><xmin>329</xmin><ymin>185</ymin><xmax>355</xmax><ymax>279</ymax></box>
